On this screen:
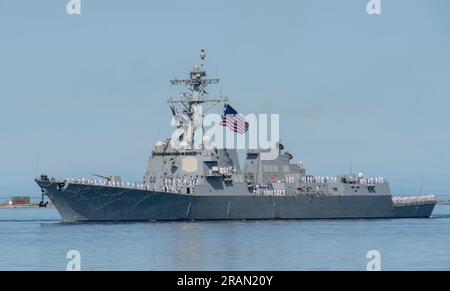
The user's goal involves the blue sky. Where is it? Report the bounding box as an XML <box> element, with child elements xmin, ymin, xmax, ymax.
<box><xmin>0</xmin><ymin>0</ymin><xmax>449</xmax><ymax>197</ymax></box>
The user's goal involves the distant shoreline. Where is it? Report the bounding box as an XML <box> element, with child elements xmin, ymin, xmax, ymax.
<box><xmin>0</xmin><ymin>203</ymin><xmax>55</xmax><ymax>209</ymax></box>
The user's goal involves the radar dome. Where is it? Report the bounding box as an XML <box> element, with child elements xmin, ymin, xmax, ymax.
<box><xmin>155</xmin><ymin>141</ymin><xmax>166</xmax><ymax>150</ymax></box>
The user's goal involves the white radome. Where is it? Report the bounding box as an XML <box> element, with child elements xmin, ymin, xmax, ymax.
<box><xmin>155</xmin><ymin>141</ymin><xmax>166</xmax><ymax>150</ymax></box>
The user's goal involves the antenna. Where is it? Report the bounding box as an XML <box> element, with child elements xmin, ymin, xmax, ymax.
<box><xmin>168</xmin><ymin>49</ymin><xmax>227</xmax><ymax>148</ymax></box>
<box><xmin>169</xmin><ymin>49</ymin><xmax>222</xmax><ymax>100</ymax></box>
<box><xmin>200</xmin><ymin>48</ymin><xmax>206</xmax><ymax>67</ymax></box>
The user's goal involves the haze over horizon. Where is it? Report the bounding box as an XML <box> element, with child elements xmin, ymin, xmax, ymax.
<box><xmin>1</xmin><ymin>0</ymin><xmax>450</xmax><ymax>197</ymax></box>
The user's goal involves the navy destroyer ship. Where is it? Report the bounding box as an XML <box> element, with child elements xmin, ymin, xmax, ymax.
<box><xmin>35</xmin><ymin>50</ymin><xmax>436</xmax><ymax>222</ymax></box>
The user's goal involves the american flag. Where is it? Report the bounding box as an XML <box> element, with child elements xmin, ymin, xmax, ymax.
<box><xmin>220</xmin><ymin>104</ymin><xmax>249</xmax><ymax>134</ymax></box>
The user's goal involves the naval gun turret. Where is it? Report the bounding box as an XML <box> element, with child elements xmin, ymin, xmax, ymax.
<box><xmin>92</xmin><ymin>174</ymin><xmax>122</xmax><ymax>185</ymax></box>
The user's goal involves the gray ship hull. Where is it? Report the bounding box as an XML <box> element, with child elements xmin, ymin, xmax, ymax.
<box><xmin>37</xmin><ymin>181</ymin><xmax>435</xmax><ymax>222</ymax></box>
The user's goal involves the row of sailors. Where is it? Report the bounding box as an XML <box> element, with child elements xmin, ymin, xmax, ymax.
<box><xmin>66</xmin><ymin>177</ymin><xmax>201</xmax><ymax>190</ymax></box>
<box><xmin>163</xmin><ymin>177</ymin><xmax>200</xmax><ymax>187</ymax></box>
<box><xmin>143</xmin><ymin>185</ymin><xmax>182</xmax><ymax>193</ymax></box>
<box><xmin>358</xmin><ymin>177</ymin><xmax>385</xmax><ymax>184</ymax></box>
<box><xmin>162</xmin><ymin>186</ymin><xmax>180</xmax><ymax>193</ymax></box>
<box><xmin>300</xmin><ymin>176</ymin><xmax>338</xmax><ymax>183</ymax></box>
<box><xmin>66</xmin><ymin>178</ymin><xmax>148</xmax><ymax>190</ymax></box>
<box><xmin>299</xmin><ymin>176</ymin><xmax>385</xmax><ymax>184</ymax></box>
<box><xmin>66</xmin><ymin>177</ymin><xmax>196</xmax><ymax>194</ymax></box>
<box><xmin>253</xmin><ymin>189</ymin><xmax>286</xmax><ymax>196</ymax></box>
<box><xmin>392</xmin><ymin>195</ymin><xmax>437</xmax><ymax>204</ymax></box>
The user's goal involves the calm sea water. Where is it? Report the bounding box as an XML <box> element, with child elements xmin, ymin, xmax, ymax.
<box><xmin>1</xmin><ymin>196</ymin><xmax>450</xmax><ymax>271</ymax></box>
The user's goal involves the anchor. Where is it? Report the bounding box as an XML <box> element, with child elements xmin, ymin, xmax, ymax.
<box><xmin>39</xmin><ymin>188</ymin><xmax>48</xmax><ymax>208</ymax></box>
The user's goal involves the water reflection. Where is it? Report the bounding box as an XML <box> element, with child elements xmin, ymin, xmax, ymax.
<box><xmin>1</xmin><ymin>207</ymin><xmax>450</xmax><ymax>270</ymax></box>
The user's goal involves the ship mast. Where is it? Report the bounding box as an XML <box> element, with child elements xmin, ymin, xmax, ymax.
<box><xmin>168</xmin><ymin>49</ymin><xmax>227</xmax><ymax>148</ymax></box>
